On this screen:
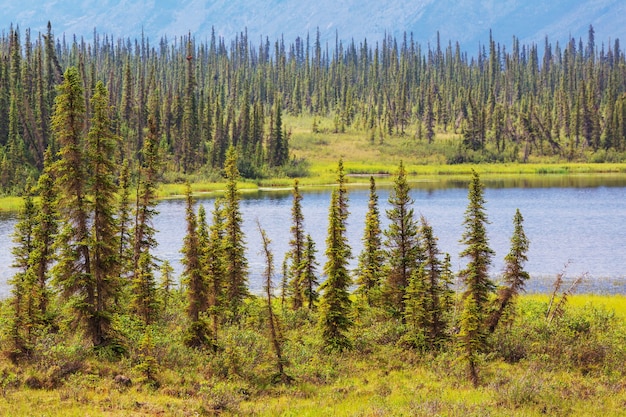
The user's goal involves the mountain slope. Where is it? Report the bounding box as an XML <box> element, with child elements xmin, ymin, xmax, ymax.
<box><xmin>2</xmin><ymin>0</ymin><xmax>625</xmax><ymax>51</ymax></box>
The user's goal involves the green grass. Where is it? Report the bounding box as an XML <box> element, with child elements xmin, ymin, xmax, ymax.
<box><xmin>0</xmin><ymin>196</ymin><xmax>32</xmax><ymax>213</ymax></box>
<box><xmin>2</xmin><ymin>294</ymin><xmax>626</xmax><ymax>416</ymax></box>
<box><xmin>1</xmin><ymin>113</ymin><xmax>626</xmax><ymax>211</ymax></box>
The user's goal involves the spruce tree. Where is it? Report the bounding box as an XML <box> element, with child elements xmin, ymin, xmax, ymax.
<box><xmin>287</xmin><ymin>179</ymin><xmax>306</xmax><ymax>309</ymax></box>
<box><xmin>8</xmin><ymin>193</ymin><xmax>37</xmax><ymax>357</ymax></box>
<box><xmin>206</xmin><ymin>198</ymin><xmax>226</xmax><ymax>343</ymax></box>
<box><xmin>301</xmin><ymin>234</ymin><xmax>319</xmax><ymax>309</ymax></box>
<box><xmin>117</xmin><ymin>161</ymin><xmax>133</xmax><ymax>279</ymax></box>
<box><xmin>86</xmin><ymin>80</ymin><xmax>121</xmax><ymax>340</ymax></box>
<box><xmin>159</xmin><ymin>260</ymin><xmax>175</xmax><ymax>311</ymax></box>
<box><xmin>223</xmin><ymin>146</ymin><xmax>248</xmax><ymax>321</ymax></box>
<box><xmin>355</xmin><ymin>176</ymin><xmax>384</xmax><ymax>304</ymax></box>
<box><xmin>384</xmin><ymin>161</ymin><xmax>421</xmax><ymax>313</ymax></box>
<box><xmin>257</xmin><ymin>222</ymin><xmax>287</xmax><ymax>381</ymax></box>
<box><xmin>458</xmin><ymin>170</ymin><xmax>495</xmax><ymax>386</ymax></box>
<box><xmin>318</xmin><ymin>159</ymin><xmax>352</xmax><ymax>351</ymax></box>
<box><xmin>51</xmin><ymin>66</ymin><xmax>101</xmax><ymax>345</ymax></box>
<box><xmin>419</xmin><ymin>217</ymin><xmax>448</xmax><ymax>349</ymax></box>
<box><xmin>181</xmin><ymin>184</ymin><xmax>210</xmax><ymax>346</ymax></box>
<box><xmin>131</xmin><ymin>251</ymin><xmax>160</xmax><ymax>325</ymax></box>
<box><xmin>488</xmin><ymin>209</ymin><xmax>530</xmax><ymax>333</ymax></box>
<box><xmin>30</xmin><ymin>149</ymin><xmax>57</xmax><ymax>320</ymax></box>
<box><xmin>130</xmin><ymin>115</ymin><xmax>160</xmax><ymax>325</ymax></box>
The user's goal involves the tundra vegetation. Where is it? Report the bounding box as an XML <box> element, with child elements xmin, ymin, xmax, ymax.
<box><xmin>0</xmin><ymin>22</ymin><xmax>625</xmax><ymax>416</ymax></box>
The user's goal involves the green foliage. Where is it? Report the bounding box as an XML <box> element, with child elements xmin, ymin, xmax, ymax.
<box><xmin>383</xmin><ymin>161</ymin><xmax>422</xmax><ymax>313</ymax></box>
<box><xmin>181</xmin><ymin>184</ymin><xmax>209</xmax><ymax>343</ymax></box>
<box><xmin>488</xmin><ymin>208</ymin><xmax>530</xmax><ymax>333</ymax></box>
<box><xmin>318</xmin><ymin>160</ymin><xmax>352</xmax><ymax>351</ymax></box>
<box><xmin>2</xmin><ymin>24</ymin><xmax>626</xmax><ymax>195</ymax></box>
<box><xmin>223</xmin><ymin>146</ymin><xmax>249</xmax><ymax>321</ymax></box>
<box><xmin>286</xmin><ymin>179</ymin><xmax>306</xmax><ymax>309</ymax></box>
<box><xmin>355</xmin><ymin>176</ymin><xmax>385</xmax><ymax>305</ymax></box>
<box><xmin>457</xmin><ymin>170</ymin><xmax>495</xmax><ymax>386</ymax></box>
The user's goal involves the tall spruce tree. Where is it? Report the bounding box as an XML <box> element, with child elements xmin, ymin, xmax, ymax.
<box><xmin>223</xmin><ymin>146</ymin><xmax>248</xmax><ymax>321</ymax></box>
<box><xmin>130</xmin><ymin>115</ymin><xmax>160</xmax><ymax>325</ymax></box>
<box><xmin>206</xmin><ymin>198</ymin><xmax>226</xmax><ymax>343</ymax></box>
<box><xmin>458</xmin><ymin>170</ymin><xmax>495</xmax><ymax>386</ymax></box>
<box><xmin>117</xmin><ymin>161</ymin><xmax>133</xmax><ymax>278</ymax></box>
<box><xmin>287</xmin><ymin>179</ymin><xmax>306</xmax><ymax>309</ymax></box>
<box><xmin>384</xmin><ymin>161</ymin><xmax>421</xmax><ymax>313</ymax></box>
<box><xmin>181</xmin><ymin>184</ymin><xmax>210</xmax><ymax>346</ymax></box>
<box><xmin>86</xmin><ymin>81</ymin><xmax>121</xmax><ymax>340</ymax></box>
<box><xmin>51</xmin><ymin>66</ymin><xmax>100</xmax><ymax>345</ymax></box>
<box><xmin>8</xmin><ymin>193</ymin><xmax>37</xmax><ymax>357</ymax></box>
<box><xmin>318</xmin><ymin>159</ymin><xmax>352</xmax><ymax>351</ymax></box>
<box><xmin>488</xmin><ymin>209</ymin><xmax>530</xmax><ymax>333</ymax></box>
<box><xmin>30</xmin><ymin>149</ymin><xmax>57</xmax><ymax>320</ymax></box>
<box><xmin>403</xmin><ymin>216</ymin><xmax>449</xmax><ymax>350</ymax></box>
<box><xmin>355</xmin><ymin>176</ymin><xmax>385</xmax><ymax>304</ymax></box>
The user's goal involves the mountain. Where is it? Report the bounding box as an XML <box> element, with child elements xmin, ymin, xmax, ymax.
<box><xmin>2</xmin><ymin>0</ymin><xmax>625</xmax><ymax>52</ymax></box>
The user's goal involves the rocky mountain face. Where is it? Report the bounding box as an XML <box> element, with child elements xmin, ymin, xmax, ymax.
<box><xmin>3</xmin><ymin>0</ymin><xmax>625</xmax><ymax>52</ymax></box>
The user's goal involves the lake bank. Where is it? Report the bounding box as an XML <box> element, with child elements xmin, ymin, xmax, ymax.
<box><xmin>2</xmin><ymin>162</ymin><xmax>626</xmax><ymax>213</ymax></box>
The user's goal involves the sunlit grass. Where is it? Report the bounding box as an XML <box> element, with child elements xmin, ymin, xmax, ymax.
<box><xmin>0</xmin><ymin>196</ymin><xmax>30</xmax><ymax>212</ymax></box>
<box><xmin>157</xmin><ymin>180</ymin><xmax>258</xmax><ymax>198</ymax></box>
<box><xmin>2</xmin><ymin>294</ymin><xmax>626</xmax><ymax>416</ymax></box>
<box><xmin>522</xmin><ymin>293</ymin><xmax>626</xmax><ymax>317</ymax></box>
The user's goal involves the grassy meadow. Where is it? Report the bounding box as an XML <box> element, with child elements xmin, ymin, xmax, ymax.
<box><xmin>2</xmin><ymin>293</ymin><xmax>626</xmax><ymax>416</ymax></box>
<box><xmin>2</xmin><ymin>114</ymin><xmax>626</xmax><ymax>211</ymax></box>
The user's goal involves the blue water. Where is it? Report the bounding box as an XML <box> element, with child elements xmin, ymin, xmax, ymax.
<box><xmin>1</xmin><ymin>180</ymin><xmax>625</xmax><ymax>297</ymax></box>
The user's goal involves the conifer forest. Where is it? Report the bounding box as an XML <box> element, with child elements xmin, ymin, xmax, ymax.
<box><xmin>1</xmin><ymin>22</ymin><xmax>626</xmax><ymax>416</ymax></box>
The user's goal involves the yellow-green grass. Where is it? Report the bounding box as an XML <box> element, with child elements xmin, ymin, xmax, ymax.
<box><xmin>157</xmin><ymin>180</ymin><xmax>258</xmax><ymax>199</ymax></box>
<box><xmin>2</xmin><ymin>295</ymin><xmax>626</xmax><ymax>416</ymax></box>
<box><xmin>1</xmin><ymin>112</ymin><xmax>626</xmax><ymax>211</ymax></box>
<box><xmin>0</xmin><ymin>196</ymin><xmax>32</xmax><ymax>213</ymax></box>
<box><xmin>524</xmin><ymin>293</ymin><xmax>626</xmax><ymax>318</ymax></box>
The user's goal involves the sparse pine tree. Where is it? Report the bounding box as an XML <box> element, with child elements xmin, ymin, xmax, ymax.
<box><xmin>288</xmin><ymin>179</ymin><xmax>306</xmax><ymax>309</ymax></box>
<box><xmin>223</xmin><ymin>146</ymin><xmax>248</xmax><ymax>321</ymax></box>
<box><xmin>458</xmin><ymin>170</ymin><xmax>495</xmax><ymax>386</ymax></box>
<box><xmin>181</xmin><ymin>184</ymin><xmax>210</xmax><ymax>346</ymax></box>
<box><xmin>301</xmin><ymin>234</ymin><xmax>319</xmax><ymax>309</ymax></box>
<box><xmin>356</xmin><ymin>176</ymin><xmax>385</xmax><ymax>305</ymax></box>
<box><xmin>319</xmin><ymin>159</ymin><xmax>352</xmax><ymax>351</ymax></box>
<box><xmin>488</xmin><ymin>209</ymin><xmax>529</xmax><ymax>333</ymax></box>
<box><xmin>159</xmin><ymin>260</ymin><xmax>175</xmax><ymax>311</ymax></box>
<box><xmin>86</xmin><ymin>81</ymin><xmax>121</xmax><ymax>341</ymax></box>
<box><xmin>384</xmin><ymin>161</ymin><xmax>422</xmax><ymax>313</ymax></box>
<box><xmin>257</xmin><ymin>221</ymin><xmax>287</xmax><ymax>381</ymax></box>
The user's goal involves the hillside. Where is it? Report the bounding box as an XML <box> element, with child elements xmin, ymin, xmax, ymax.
<box><xmin>2</xmin><ymin>0</ymin><xmax>625</xmax><ymax>49</ymax></box>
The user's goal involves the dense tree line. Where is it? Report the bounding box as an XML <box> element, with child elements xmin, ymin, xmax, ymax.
<box><xmin>1</xmin><ymin>24</ymin><xmax>625</xmax><ymax>194</ymax></box>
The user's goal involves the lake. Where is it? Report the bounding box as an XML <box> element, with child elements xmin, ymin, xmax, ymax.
<box><xmin>1</xmin><ymin>174</ymin><xmax>625</xmax><ymax>297</ymax></box>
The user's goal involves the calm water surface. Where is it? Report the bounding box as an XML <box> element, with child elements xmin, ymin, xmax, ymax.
<box><xmin>1</xmin><ymin>176</ymin><xmax>625</xmax><ymax>297</ymax></box>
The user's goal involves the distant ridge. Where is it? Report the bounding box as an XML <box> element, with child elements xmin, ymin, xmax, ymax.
<box><xmin>2</xmin><ymin>0</ymin><xmax>625</xmax><ymax>52</ymax></box>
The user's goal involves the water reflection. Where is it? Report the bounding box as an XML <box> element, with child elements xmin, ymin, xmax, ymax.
<box><xmin>0</xmin><ymin>174</ymin><xmax>625</xmax><ymax>297</ymax></box>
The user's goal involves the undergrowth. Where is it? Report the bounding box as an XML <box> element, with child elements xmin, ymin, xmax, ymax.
<box><xmin>0</xmin><ymin>294</ymin><xmax>625</xmax><ymax>416</ymax></box>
